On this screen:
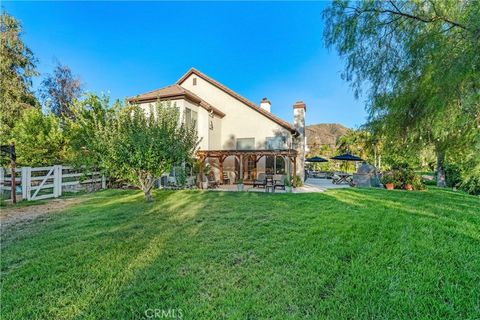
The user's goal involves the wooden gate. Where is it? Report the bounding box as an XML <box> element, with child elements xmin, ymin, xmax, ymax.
<box><xmin>23</xmin><ymin>165</ymin><xmax>62</xmax><ymax>201</ymax></box>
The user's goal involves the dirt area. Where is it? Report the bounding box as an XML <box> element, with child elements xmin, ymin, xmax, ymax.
<box><xmin>0</xmin><ymin>197</ymin><xmax>84</xmax><ymax>228</ymax></box>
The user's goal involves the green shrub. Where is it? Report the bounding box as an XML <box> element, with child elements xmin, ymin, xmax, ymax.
<box><xmin>460</xmin><ymin>174</ymin><xmax>480</xmax><ymax>195</ymax></box>
<box><xmin>445</xmin><ymin>163</ymin><xmax>462</xmax><ymax>188</ymax></box>
<box><xmin>295</xmin><ymin>175</ymin><xmax>304</xmax><ymax>187</ymax></box>
<box><xmin>175</xmin><ymin>166</ymin><xmax>188</xmax><ymax>188</ymax></box>
<box><xmin>284</xmin><ymin>176</ymin><xmax>292</xmax><ymax>187</ymax></box>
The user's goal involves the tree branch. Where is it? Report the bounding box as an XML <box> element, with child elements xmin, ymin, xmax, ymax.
<box><xmin>346</xmin><ymin>4</ymin><xmax>471</xmax><ymax>33</ymax></box>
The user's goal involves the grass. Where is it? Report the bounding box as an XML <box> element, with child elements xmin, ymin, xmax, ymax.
<box><xmin>1</xmin><ymin>188</ymin><xmax>479</xmax><ymax>319</ymax></box>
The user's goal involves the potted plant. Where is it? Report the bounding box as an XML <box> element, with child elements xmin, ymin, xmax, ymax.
<box><xmin>236</xmin><ymin>178</ymin><xmax>244</xmax><ymax>191</ymax></box>
<box><xmin>284</xmin><ymin>176</ymin><xmax>293</xmax><ymax>193</ymax></box>
<box><xmin>403</xmin><ymin>168</ymin><xmax>421</xmax><ymax>190</ymax></box>
<box><xmin>381</xmin><ymin>172</ymin><xmax>396</xmax><ymax>190</ymax></box>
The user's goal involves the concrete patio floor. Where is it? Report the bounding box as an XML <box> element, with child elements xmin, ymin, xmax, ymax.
<box><xmin>212</xmin><ymin>178</ymin><xmax>351</xmax><ymax>193</ymax></box>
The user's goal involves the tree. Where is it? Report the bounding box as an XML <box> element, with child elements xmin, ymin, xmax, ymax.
<box><xmin>40</xmin><ymin>61</ymin><xmax>82</xmax><ymax>119</ymax></box>
<box><xmin>323</xmin><ymin>0</ymin><xmax>480</xmax><ymax>187</ymax></box>
<box><xmin>101</xmin><ymin>101</ymin><xmax>198</xmax><ymax>202</ymax></box>
<box><xmin>11</xmin><ymin>108</ymin><xmax>66</xmax><ymax>166</ymax></box>
<box><xmin>65</xmin><ymin>93</ymin><xmax>118</xmax><ymax>168</ymax></box>
<box><xmin>0</xmin><ymin>11</ymin><xmax>38</xmax><ymax>141</ymax></box>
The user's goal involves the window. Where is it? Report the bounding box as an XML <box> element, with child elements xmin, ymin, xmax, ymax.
<box><xmin>193</xmin><ymin>77</ymin><xmax>197</xmax><ymax>86</ymax></box>
<box><xmin>265</xmin><ymin>136</ymin><xmax>286</xmax><ymax>150</ymax></box>
<box><xmin>266</xmin><ymin>156</ymin><xmax>286</xmax><ymax>174</ymax></box>
<box><xmin>236</xmin><ymin>138</ymin><xmax>255</xmax><ymax>150</ymax></box>
<box><xmin>184</xmin><ymin>108</ymin><xmax>198</xmax><ymax>129</ymax></box>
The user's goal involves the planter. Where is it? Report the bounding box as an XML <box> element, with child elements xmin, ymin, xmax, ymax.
<box><xmin>404</xmin><ymin>184</ymin><xmax>413</xmax><ymax>191</ymax></box>
<box><xmin>201</xmin><ymin>181</ymin><xmax>208</xmax><ymax>190</ymax></box>
<box><xmin>385</xmin><ymin>183</ymin><xmax>395</xmax><ymax>190</ymax></box>
<box><xmin>237</xmin><ymin>183</ymin><xmax>244</xmax><ymax>191</ymax></box>
<box><xmin>285</xmin><ymin>186</ymin><xmax>293</xmax><ymax>193</ymax></box>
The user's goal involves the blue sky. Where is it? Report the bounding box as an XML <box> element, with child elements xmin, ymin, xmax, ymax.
<box><xmin>4</xmin><ymin>1</ymin><xmax>367</xmax><ymax>128</ymax></box>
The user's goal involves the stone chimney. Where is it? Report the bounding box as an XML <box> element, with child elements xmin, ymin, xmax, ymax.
<box><xmin>293</xmin><ymin>101</ymin><xmax>306</xmax><ymax>182</ymax></box>
<box><xmin>260</xmin><ymin>98</ymin><xmax>271</xmax><ymax>112</ymax></box>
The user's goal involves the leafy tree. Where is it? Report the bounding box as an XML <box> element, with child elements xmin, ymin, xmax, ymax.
<box><xmin>11</xmin><ymin>108</ymin><xmax>65</xmax><ymax>166</ymax></box>
<box><xmin>65</xmin><ymin>93</ymin><xmax>118</xmax><ymax>168</ymax></box>
<box><xmin>323</xmin><ymin>0</ymin><xmax>480</xmax><ymax>187</ymax></box>
<box><xmin>101</xmin><ymin>102</ymin><xmax>198</xmax><ymax>201</ymax></box>
<box><xmin>0</xmin><ymin>11</ymin><xmax>38</xmax><ymax>141</ymax></box>
<box><xmin>40</xmin><ymin>61</ymin><xmax>82</xmax><ymax>119</ymax></box>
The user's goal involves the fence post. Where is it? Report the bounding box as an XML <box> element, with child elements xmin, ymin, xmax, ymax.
<box><xmin>25</xmin><ymin>167</ymin><xmax>31</xmax><ymax>201</ymax></box>
<box><xmin>101</xmin><ymin>175</ymin><xmax>106</xmax><ymax>189</ymax></box>
<box><xmin>53</xmin><ymin>165</ymin><xmax>62</xmax><ymax>198</ymax></box>
<box><xmin>21</xmin><ymin>167</ymin><xmax>28</xmax><ymax>200</ymax></box>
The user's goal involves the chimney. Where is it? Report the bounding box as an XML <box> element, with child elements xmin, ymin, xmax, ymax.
<box><xmin>293</xmin><ymin>101</ymin><xmax>306</xmax><ymax>183</ymax></box>
<box><xmin>260</xmin><ymin>98</ymin><xmax>271</xmax><ymax>112</ymax></box>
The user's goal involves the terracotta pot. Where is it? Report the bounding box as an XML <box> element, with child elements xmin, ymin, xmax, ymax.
<box><xmin>405</xmin><ymin>184</ymin><xmax>413</xmax><ymax>191</ymax></box>
<box><xmin>385</xmin><ymin>183</ymin><xmax>395</xmax><ymax>190</ymax></box>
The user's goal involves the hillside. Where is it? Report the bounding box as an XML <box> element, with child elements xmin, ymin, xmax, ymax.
<box><xmin>306</xmin><ymin>123</ymin><xmax>350</xmax><ymax>148</ymax></box>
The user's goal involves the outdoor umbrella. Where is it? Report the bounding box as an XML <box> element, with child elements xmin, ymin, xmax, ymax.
<box><xmin>306</xmin><ymin>156</ymin><xmax>328</xmax><ymax>163</ymax></box>
<box><xmin>330</xmin><ymin>153</ymin><xmax>363</xmax><ymax>161</ymax></box>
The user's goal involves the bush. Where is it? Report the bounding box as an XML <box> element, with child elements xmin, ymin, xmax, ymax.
<box><xmin>445</xmin><ymin>163</ymin><xmax>462</xmax><ymax>188</ymax></box>
<box><xmin>295</xmin><ymin>175</ymin><xmax>304</xmax><ymax>187</ymax></box>
<box><xmin>461</xmin><ymin>174</ymin><xmax>480</xmax><ymax>195</ymax></box>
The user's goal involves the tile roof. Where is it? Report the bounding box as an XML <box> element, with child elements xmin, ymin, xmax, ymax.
<box><xmin>126</xmin><ymin>84</ymin><xmax>225</xmax><ymax>117</ymax></box>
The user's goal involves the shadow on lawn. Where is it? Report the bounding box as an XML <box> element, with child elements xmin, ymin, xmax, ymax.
<box><xmin>324</xmin><ymin>188</ymin><xmax>480</xmax><ymax>243</ymax></box>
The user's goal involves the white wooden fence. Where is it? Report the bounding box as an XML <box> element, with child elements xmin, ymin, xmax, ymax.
<box><xmin>0</xmin><ymin>165</ymin><xmax>105</xmax><ymax>201</ymax></box>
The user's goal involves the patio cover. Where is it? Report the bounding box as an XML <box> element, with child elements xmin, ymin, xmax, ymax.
<box><xmin>196</xmin><ymin>149</ymin><xmax>299</xmax><ymax>187</ymax></box>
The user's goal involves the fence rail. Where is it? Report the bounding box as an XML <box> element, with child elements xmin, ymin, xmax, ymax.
<box><xmin>0</xmin><ymin>165</ymin><xmax>106</xmax><ymax>201</ymax></box>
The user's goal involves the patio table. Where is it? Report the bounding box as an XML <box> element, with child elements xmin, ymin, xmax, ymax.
<box><xmin>333</xmin><ymin>173</ymin><xmax>352</xmax><ymax>185</ymax></box>
<box><xmin>265</xmin><ymin>176</ymin><xmax>275</xmax><ymax>193</ymax></box>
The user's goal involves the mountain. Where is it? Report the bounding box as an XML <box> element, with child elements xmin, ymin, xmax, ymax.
<box><xmin>306</xmin><ymin>123</ymin><xmax>350</xmax><ymax>148</ymax></box>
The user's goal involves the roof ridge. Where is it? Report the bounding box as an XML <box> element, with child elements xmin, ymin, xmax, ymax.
<box><xmin>177</xmin><ymin>68</ymin><xmax>297</xmax><ymax>133</ymax></box>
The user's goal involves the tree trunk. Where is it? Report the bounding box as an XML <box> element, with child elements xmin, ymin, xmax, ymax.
<box><xmin>138</xmin><ymin>171</ymin><xmax>155</xmax><ymax>202</ymax></box>
<box><xmin>143</xmin><ymin>187</ymin><xmax>153</xmax><ymax>202</ymax></box>
<box><xmin>436</xmin><ymin>150</ymin><xmax>446</xmax><ymax>188</ymax></box>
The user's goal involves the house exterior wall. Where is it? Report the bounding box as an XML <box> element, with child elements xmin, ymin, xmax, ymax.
<box><xmin>179</xmin><ymin>74</ymin><xmax>292</xmax><ymax>151</ymax></box>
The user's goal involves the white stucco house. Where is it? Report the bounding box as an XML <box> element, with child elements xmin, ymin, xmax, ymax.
<box><xmin>127</xmin><ymin>68</ymin><xmax>306</xmax><ymax>186</ymax></box>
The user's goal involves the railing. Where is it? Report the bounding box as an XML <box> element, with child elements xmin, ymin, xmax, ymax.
<box><xmin>0</xmin><ymin>165</ymin><xmax>105</xmax><ymax>201</ymax></box>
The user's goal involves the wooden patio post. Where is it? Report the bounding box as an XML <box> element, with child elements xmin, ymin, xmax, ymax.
<box><xmin>293</xmin><ymin>156</ymin><xmax>297</xmax><ymax>188</ymax></box>
<box><xmin>219</xmin><ymin>156</ymin><xmax>224</xmax><ymax>185</ymax></box>
<box><xmin>239</xmin><ymin>154</ymin><xmax>243</xmax><ymax>181</ymax></box>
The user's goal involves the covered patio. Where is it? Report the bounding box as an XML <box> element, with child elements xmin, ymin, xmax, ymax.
<box><xmin>196</xmin><ymin>149</ymin><xmax>299</xmax><ymax>187</ymax></box>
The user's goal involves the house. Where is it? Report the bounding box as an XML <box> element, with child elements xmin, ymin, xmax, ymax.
<box><xmin>127</xmin><ymin>68</ymin><xmax>307</xmax><ymax>186</ymax></box>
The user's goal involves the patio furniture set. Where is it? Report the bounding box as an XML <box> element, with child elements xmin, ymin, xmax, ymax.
<box><xmin>253</xmin><ymin>173</ymin><xmax>286</xmax><ymax>192</ymax></box>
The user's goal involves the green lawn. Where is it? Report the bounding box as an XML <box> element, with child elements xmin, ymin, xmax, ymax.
<box><xmin>1</xmin><ymin>188</ymin><xmax>479</xmax><ymax>319</ymax></box>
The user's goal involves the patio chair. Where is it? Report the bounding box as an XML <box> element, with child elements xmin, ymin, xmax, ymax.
<box><xmin>207</xmin><ymin>173</ymin><xmax>218</xmax><ymax>189</ymax></box>
<box><xmin>223</xmin><ymin>172</ymin><xmax>230</xmax><ymax>185</ymax></box>
<box><xmin>253</xmin><ymin>173</ymin><xmax>266</xmax><ymax>188</ymax></box>
<box><xmin>273</xmin><ymin>174</ymin><xmax>285</xmax><ymax>190</ymax></box>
